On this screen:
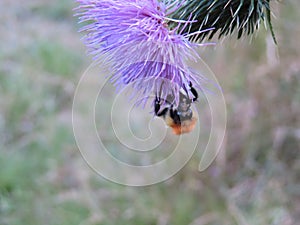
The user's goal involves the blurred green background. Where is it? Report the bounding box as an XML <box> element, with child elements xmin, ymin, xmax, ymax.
<box><xmin>0</xmin><ymin>0</ymin><xmax>299</xmax><ymax>224</ymax></box>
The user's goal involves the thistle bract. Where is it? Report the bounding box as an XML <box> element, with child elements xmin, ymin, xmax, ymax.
<box><xmin>76</xmin><ymin>0</ymin><xmax>208</xmax><ymax>107</ymax></box>
<box><xmin>169</xmin><ymin>0</ymin><xmax>276</xmax><ymax>43</ymax></box>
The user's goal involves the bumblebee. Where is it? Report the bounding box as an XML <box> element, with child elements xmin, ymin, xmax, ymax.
<box><xmin>154</xmin><ymin>82</ymin><xmax>198</xmax><ymax>135</ymax></box>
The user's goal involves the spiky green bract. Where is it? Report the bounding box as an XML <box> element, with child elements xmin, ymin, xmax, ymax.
<box><xmin>170</xmin><ymin>0</ymin><xmax>277</xmax><ymax>43</ymax></box>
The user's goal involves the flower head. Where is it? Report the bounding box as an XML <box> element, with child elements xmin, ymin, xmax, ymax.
<box><xmin>76</xmin><ymin>0</ymin><xmax>208</xmax><ymax>107</ymax></box>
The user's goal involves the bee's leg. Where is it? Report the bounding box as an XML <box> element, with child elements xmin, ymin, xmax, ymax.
<box><xmin>157</xmin><ymin>108</ymin><xmax>169</xmax><ymax>117</ymax></box>
<box><xmin>154</xmin><ymin>96</ymin><xmax>168</xmax><ymax>117</ymax></box>
<box><xmin>189</xmin><ymin>82</ymin><xmax>198</xmax><ymax>102</ymax></box>
<box><xmin>170</xmin><ymin>108</ymin><xmax>181</xmax><ymax>124</ymax></box>
<box><xmin>154</xmin><ymin>96</ymin><xmax>161</xmax><ymax>115</ymax></box>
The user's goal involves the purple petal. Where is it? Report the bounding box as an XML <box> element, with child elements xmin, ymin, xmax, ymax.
<box><xmin>75</xmin><ymin>0</ymin><xmax>209</xmax><ymax>107</ymax></box>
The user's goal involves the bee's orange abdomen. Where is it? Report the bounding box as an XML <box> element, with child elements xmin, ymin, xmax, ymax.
<box><xmin>170</xmin><ymin>117</ymin><xmax>197</xmax><ymax>135</ymax></box>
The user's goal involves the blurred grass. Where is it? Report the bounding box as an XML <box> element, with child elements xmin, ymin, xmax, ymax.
<box><xmin>30</xmin><ymin>0</ymin><xmax>75</xmax><ymax>21</ymax></box>
<box><xmin>0</xmin><ymin>0</ymin><xmax>299</xmax><ymax>225</ymax></box>
<box><xmin>28</xmin><ymin>40</ymin><xmax>82</xmax><ymax>77</ymax></box>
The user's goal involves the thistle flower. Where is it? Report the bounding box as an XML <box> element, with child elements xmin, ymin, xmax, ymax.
<box><xmin>75</xmin><ymin>0</ymin><xmax>210</xmax><ymax>107</ymax></box>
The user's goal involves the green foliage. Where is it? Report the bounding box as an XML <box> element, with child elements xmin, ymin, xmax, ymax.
<box><xmin>30</xmin><ymin>0</ymin><xmax>75</xmax><ymax>21</ymax></box>
<box><xmin>28</xmin><ymin>41</ymin><xmax>82</xmax><ymax>77</ymax></box>
<box><xmin>53</xmin><ymin>202</ymin><xmax>90</xmax><ymax>225</ymax></box>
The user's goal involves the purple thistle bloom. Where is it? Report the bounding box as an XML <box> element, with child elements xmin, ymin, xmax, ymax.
<box><xmin>75</xmin><ymin>0</ymin><xmax>210</xmax><ymax>107</ymax></box>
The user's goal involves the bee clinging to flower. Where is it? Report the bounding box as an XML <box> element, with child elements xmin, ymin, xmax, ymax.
<box><xmin>75</xmin><ymin>0</ymin><xmax>211</xmax><ymax>134</ymax></box>
<box><xmin>154</xmin><ymin>82</ymin><xmax>198</xmax><ymax>135</ymax></box>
